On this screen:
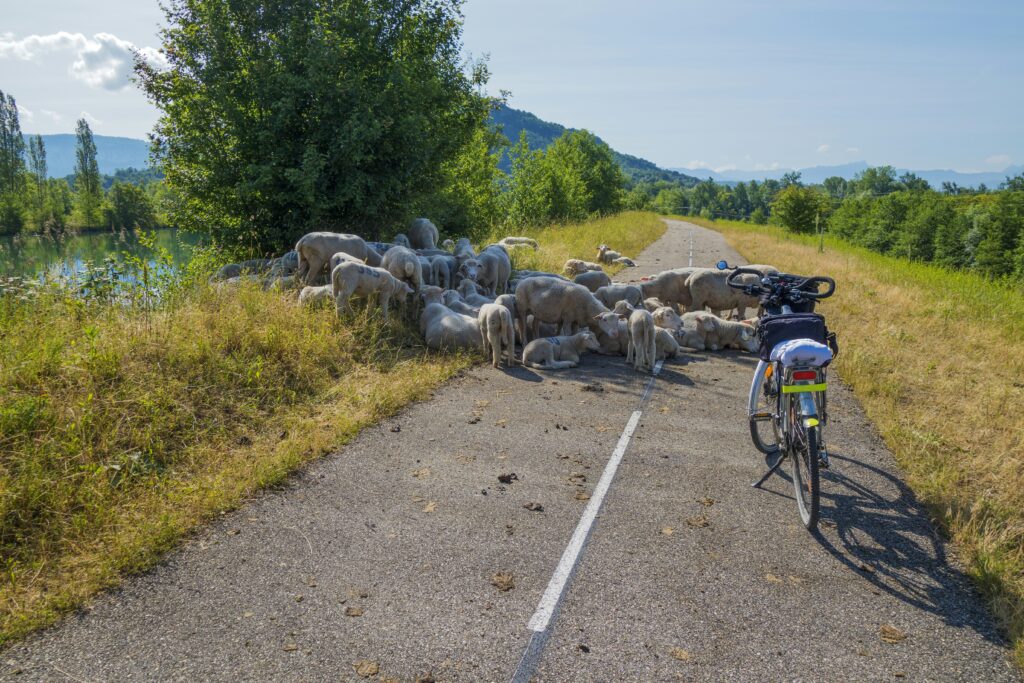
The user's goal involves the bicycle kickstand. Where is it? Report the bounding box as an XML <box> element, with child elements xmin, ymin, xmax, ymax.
<box><xmin>752</xmin><ymin>453</ymin><xmax>784</xmax><ymax>489</ymax></box>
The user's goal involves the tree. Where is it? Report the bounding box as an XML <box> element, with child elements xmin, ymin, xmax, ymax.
<box><xmin>899</xmin><ymin>172</ymin><xmax>931</xmax><ymax>192</ymax></box>
<box><xmin>136</xmin><ymin>0</ymin><xmax>491</xmax><ymax>252</ymax></box>
<box><xmin>0</xmin><ymin>90</ymin><xmax>26</xmax><ymax>233</ymax></box>
<box><xmin>822</xmin><ymin>176</ymin><xmax>852</xmax><ymax>201</ymax></box>
<box><xmin>105</xmin><ymin>181</ymin><xmax>157</xmax><ymax>230</ymax></box>
<box><xmin>855</xmin><ymin>166</ymin><xmax>899</xmax><ymax>195</ymax></box>
<box><xmin>26</xmin><ymin>134</ymin><xmax>48</xmax><ymax>230</ymax></box>
<box><xmin>540</xmin><ymin>130</ymin><xmax>623</xmax><ymax>221</ymax></box>
<box><xmin>1001</xmin><ymin>174</ymin><xmax>1024</xmax><ymax>192</ymax></box>
<box><xmin>779</xmin><ymin>171</ymin><xmax>802</xmax><ymax>188</ymax></box>
<box><xmin>73</xmin><ymin>118</ymin><xmax>103</xmax><ymax>227</ymax></box>
<box><xmin>770</xmin><ymin>185</ymin><xmax>829</xmax><ymax>234</ymax></box>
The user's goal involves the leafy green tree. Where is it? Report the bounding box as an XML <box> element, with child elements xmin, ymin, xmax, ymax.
<box><xmin>105</xmin><ymin>182</ymin><xmax>158</xmax><ymax>230</ymax></box>
<box><xmin>0</xmin><ymin>90</ymin><xmax>26</xmax><ymax>233</ymax></box>
<box><xmin>779</xmin><ymin>171</ymin><xmax>802</xmax><ymax>188</ymax></box>
<box><xmin>1001</xmin><ymin>174</ymin><xmax>1024</xmax><ymax>192</ymax></box>
<box><xmin>855</xmin><ymin>166</ymin><xmax>899</xmax><ymax>195</ymax></box>
<box><xmin>750</xmin><ymin>207</ymin><xmax>767</xmax><ymax>224</ymax></box>
<box><xmin>899</xmin><ymin>172</ymin><xmax>931</xmax><ymax>192</ymax></box>
<box><xmin>770</xmin><ymin>185</ymin><xmax>829</xmax><ymax>234</ymax></box>
<box><xmin>540</xmin><ymin>129</ymin><xmax>624</xmax><ymax>220</ymax></box>
<box><xmin>26</xmin><ymin>134</ymin><xmax>48</xmax><ymax>230</ymax></box>
<box><xmin>501</xmin><ymin>133</ymin><xmax>550</xmax><ymax>227</ymax></box>
<box><xmin>651</xmin><ymin>187</ymin><xmax>686</xmax><ymax>215</ymax></box>
<box><xmin>974</xmin><ymin>191</ymin><xmax>1024</xmax><ymax>277</ymax></box>
<box><xmin>137</xmin><ymin>0</ymin><xmax>490</xmax><ymax>251</ymax></box>
<box><xmin>822</xmin><ymin>176</ymin><xmax>851</xmax><ymax>201</ymax></box>
<box><xmin>73</xmin><ymin>118</ymin><xmax>103</xmax><ymax>227</ymax></box>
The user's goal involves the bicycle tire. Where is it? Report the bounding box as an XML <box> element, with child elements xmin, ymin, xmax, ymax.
<box><xmin>791</xmin><ymin>424</ymin><xmax>820</xmax><ymax>530</ymax></box>
<box><xmin>748</xmin><ymin>361</ymin><xmax>781</xmax><ymax>456</ymax></box>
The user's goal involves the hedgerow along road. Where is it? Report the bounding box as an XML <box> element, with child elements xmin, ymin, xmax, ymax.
<box><xmin>3</xmin><ymin>220</ymin><xmax>1017</xmax><ymax>682</ymax></box>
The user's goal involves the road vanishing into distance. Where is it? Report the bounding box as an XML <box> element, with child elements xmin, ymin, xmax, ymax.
<box><xmin>4</xmin><ymin>221</ymin><xmax>1017</xmax><ymax>682</ymax></box>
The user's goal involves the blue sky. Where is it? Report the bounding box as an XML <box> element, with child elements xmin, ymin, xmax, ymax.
<box><xmin>3</xmin><ymin>0</ymin><xmax>1021</xmax><ymax>172</ymax></box>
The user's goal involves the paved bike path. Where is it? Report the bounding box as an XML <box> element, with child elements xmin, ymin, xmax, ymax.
<box><xmin>3</xmin><ymin>220</ymin><xmax>1016</xmax><ymax>682</ymax></box>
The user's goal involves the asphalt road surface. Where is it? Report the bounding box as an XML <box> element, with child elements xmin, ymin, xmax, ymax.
<box><xmin>4</xmin><ymin>220</ymin><xmax>1017</xmax><ymax>682</ymax></box>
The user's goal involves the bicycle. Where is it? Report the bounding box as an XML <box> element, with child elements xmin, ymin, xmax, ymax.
<box><xmin>717</xmin><ymin>261</ymin><xmax>837</xmax><ymax>530</ymax></box>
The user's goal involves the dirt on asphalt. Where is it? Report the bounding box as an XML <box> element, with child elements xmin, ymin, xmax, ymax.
<box><xmin>2</xmin><ymin>219</ymin><xmax>1017</xmax><ymax>682</ymax></box>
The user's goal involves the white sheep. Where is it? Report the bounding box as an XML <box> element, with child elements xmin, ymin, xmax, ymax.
<box><xmin>331</xmin><ymin>262</ymin><xmax>413</xmax><ymax>320</ymax></box>
<box><xmin>380</xmin><ymin>246</ymin><xmax>424</xmax><ymax>293</ymax></box>
<box><xmin>643</xmin><ymin>297</ymin><xmax>667</xmax><ymax>312</ymax></box>
<box><xmin>441</xmin><ymin>289</ymin><xmax>482</xmax><ymax>316</ymax></box>
<box><xmin>612</xmin><ymin>300</ymin><xmax>637</xmax><ymax>318</ymax></box>
<box><xmin>478</xmin><ymin>303</ymin><xmax>516</xmax><ymax>368</ymax></box>
<box><xmin>651</xmin><ymin>306</ymin><xmax>684</xmax><ymax>333</ymax></box>
<box><xmin>429</xmin><ymin>254</ymin><xmax>456</xmax><ymax>289</ymax></box>
<box><xmin>708</xmin><ymin>318</ymin><xmax>759</xmax><ymax>353</ymax></box>
<box><xmin>687</xmin><ymin>269</ymin><xmax>761</xmax><ymax>319</ymax></box>
<box><xmin>564</xmin><ymin>259</ymin><xmax>604</xmax><ymax>277</ymax></box>
<box><xmin>328</xmin><ymin>251</ymin><xmax>365</xmax><ymax>274</ymax></box>
<box><xmin>420</xmin><ymin>303</ymin><xmax>482</xmax><ymax>352</ymax></box>
<box><xmin>638</xmin><ymin>267</ymin><xmax>705</xmax><ymax>312</ymax></box>
<box><xmin>514</xmin><ymin>276</ymin><xmax>620</xmax><ymax>342</ymax></box>
<box><xmin>573</xmin><ymin>270</ymin><xmax>612</xmax><ymax>293</ymax></box>
<box><xmin>655</xmin><ymin>327</ymin><xmax>681</xmax><ymax>360</ymax></box>
<box><xmin>268</xmin><ymin>251</ymin><xmax>299</xmax><ymax>277</ymax></box>
<box><xmin>522</xmin><ymin>330</ymin><xmax>601</xmax><ymax>370</ymax></box>
<box><xmin>476</xmin><ymin>244</ymin><xmax>512</xmax><ymax>295</ymax></box>
<box><xmin>626</xmin><ymin>309</ymin><xmax>657</xmax><ymax>373</ymax></box>
<box><xmin>498</xmin><ymin>236</ymin><xmax>539</xmax><ymax>250</ymax></box>
<box><xmin>295</xmin><ymin>233</ymin><xmax>374</xmax><ymax>285</ymax></box>
<box><xmin>392</xmin><ymin>233</ymin><xmax>411</xmax><ymax>248</ymax></box>
<box><xmin>441</xmin><ymin>238</ymin><xmax>455</xmax><ymax>251</ymax></box>
<box><xmin>408</xmin><ymin>218</ymin><xmax>439</xmax><ymax>250</ymax></box>
<box><xmin>452</xmin><ymin>237</ymin><xmax>476</xmax><ymax>262</ymax></box>
<box><xmin>679</xmin><ymin>311</ymin><xmax>719</xmax><ymax>351</ymax></box>
<box><xmin>457</xmin><ymin>278</ymin><xmax>495</xmax><ymax>307</ymax></box>
<box><xmin>298</xmin><ymin>284</ymin><xmax>334</xmax><ymax>307</ymax></box>
<box><xmin>593</xmin><ymin>284</ymin><xmax>643</xmax><ymax>309</ymax></box>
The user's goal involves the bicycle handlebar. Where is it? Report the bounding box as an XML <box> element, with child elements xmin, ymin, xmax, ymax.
<box><xmin>721</xmin><ymin>263</ymin><xmax>836</xmax><ymax>302</ymax></box>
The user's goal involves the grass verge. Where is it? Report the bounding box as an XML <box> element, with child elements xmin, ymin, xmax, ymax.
<box><xmin>686</xmin><ymin>216</ymin><xmax>1024</xmax><ymax>666</ymax></box>
<box><xmin>0</xmin><ymin>211</ymin><xmax>667</xmax><ymax>644</ymax></box>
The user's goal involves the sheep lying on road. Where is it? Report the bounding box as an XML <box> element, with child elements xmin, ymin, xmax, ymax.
<box><xmin>478</xmin><ymin>303</ymin><xmax>516</xmax><ymax>368</ymax></box>
<box><xmin>651</xmin><ymin>306</ymin><xmax>684</xmax><ymax>333</ymax></box>
<box><xmin>420</xmin><ymin>303</ymin><xmax>481</xmax><ymax>351</ymax></box>
<box><xmin>708</xmin><ymin>318</ymin><xmax>759</xmax><ymax>353</ymax></box>
<box><xmin>679</xmin><ymin>312</ymin><xmax>717</xmax><ymax>351</ymax></box>
<box><xmin>594</xmin><ymin>284</ymin><xmax>643</xmax><ymax>309</ymax></box>
<box><xmin>331</xmin><ymin>262</ymin><xmax>413</xmax><ymax>320</ymax></box>
<box><xmin>296</xmin><ymin>233</ymin><xmax>374</xmax><ymax>285</ymax></box>
<box><xmin>655</xmin><ymin>327</ymin><xmax>681</xmax><ymax>360</ymax></box>
<box><xmin>627</xmin><ymin>309</ymin><xmax>657</xmax><ymax>373</ymax></box>
<box><xmin>408</xmin><ymin>218</ymin><xmax>439</xmax><ymax>250</ymax></box>
<box><xmin>573</xmin><ymin>270</ymin><xmax>612</xmax><ymax>293</ymax></box>
<box><xmin>514</xmin><ymin>276</ymin><xmax>620</xmax><ymax>342</ymax></box>
<box><xmin>563</xmin><ymin>259</ymin><xmax>604</xmax><ymax>277</ymax></box>
<box><xmin>522</xmin><ymin>331</ymin><xmax>600</xmax><ymax>370</ymax></box>
<box><xmin>498</xmin><ymin>236</ymin><xmax>539</xmax><ymax>250</ymax></box>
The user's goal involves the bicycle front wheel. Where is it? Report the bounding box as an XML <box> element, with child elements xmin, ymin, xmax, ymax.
<box><xmin>790</xmin><ymin>422</ymin><xmax>820</xmax><ymax>530</ymax></box>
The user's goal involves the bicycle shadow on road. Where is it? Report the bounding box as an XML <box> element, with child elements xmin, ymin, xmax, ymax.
<box><xmin>814</xmin><ymin>454</ymin><xmax>1007</xmax><ymax>646</ymax></box>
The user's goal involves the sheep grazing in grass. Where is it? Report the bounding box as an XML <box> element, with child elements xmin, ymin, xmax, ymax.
<box><xmin>268</xmin><ymin>251</ymin><xmax>299</xmax><ymax>277</ymax></box>
<box><xmin>298</xmin><ymin>284</ymin><xmax>333</xmax><ymax>307</ymax></box>
<box><xmin>380</xmin><ymin>246</ymin><xmax>424</xmax><ymax>293</ymax></box>
<box><xmin>626</xmin><ymin>309</ymin><xmax>657</xmax><ymax>373</ymax></box>
<box><xmin>295</xmin><ymin>232</ymin><xmax>374</xmax><ymax>285</ymax></box>
<box><xmin>420</xmin><ymin>303</ymin><xmax>482</xmax><ymax>352</ymax></box>
<box><xmin>478</xmin><ymin>303</ymin><xmax>517</xmax><ymax>368</ymax></box>
<box><xmin>331</xmin><ymin>262</ymin><xmax>413</xmax><ymax>320</ymax></box>
<box><xmin>392</xmin><ymin>233</ymin><xmax>411</xmax><ymax>248</ymax></box>
<box><xmin>563</xmin><ymin>259</ymin><xmax>604</xmax><ymax>277</ymax></box>
<box><xmin>476</xmin><ymin>244</ymin><xmax>512</xmax><ymax>295</ymax></box>
<box><xmin>329</xmin><ymin>251</ymin><xmax>365</xmax><ymax>274</ymax></box>
<box><xmin>573</xmin><ymin>270</ymin><xmax>612</xmax><ymax>293</ymax></box>
<box><xmin>498</xmin><ymin>236</ymin><xmax>539</xmax><ymax>250</ymax></box>
<box><xmin>522</xmin><ymin>331</ymin><xmax>601</xmax><ymax>370</ymax></box>
<box><xmin>408</xmin><ymin>218</ymin><xmax>439</xmax><ymax>250</ymax></box>
<box><xmin>210</xmin><ymin>258</ymin><xmax>272</xmax><ymax>283</ymax></box>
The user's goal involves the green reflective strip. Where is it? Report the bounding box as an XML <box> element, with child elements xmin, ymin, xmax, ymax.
<box><xmin>782</xmin><ymin>383</ymin><xmax>827</xmax><ymax>394</ymax></box>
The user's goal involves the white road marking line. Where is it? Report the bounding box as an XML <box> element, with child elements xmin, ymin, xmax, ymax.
<box><xmin>689</xmin><ymin>227</ymin><xmax>694</xmax><ymax>267</ymax></box>
<box><xmin>524</xmin><ymin>360</ymin><xmax>663</xmax><ymax>633</ymax></box>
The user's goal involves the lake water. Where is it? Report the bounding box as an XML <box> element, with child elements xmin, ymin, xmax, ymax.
<box><xmin>0</xmin><ymin>229</ymin><xmax>204</xmax><ymax>279</ymax></box>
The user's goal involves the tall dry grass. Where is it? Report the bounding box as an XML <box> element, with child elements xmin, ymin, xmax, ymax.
<box><xmin>688</xmin><ymin>216</ymin><xmax>1024</xmax><ymax>665</ymax></box>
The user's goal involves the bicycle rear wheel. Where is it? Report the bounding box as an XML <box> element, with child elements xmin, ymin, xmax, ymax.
<box><xmin>748</xmin><ymin>361</ymin><xmax>781</xmax><ymax>455</ymax></box>
<box><xmin>789</xmin><ymin>421</ymin><xmax>820</xmax><ymax>530</ymax></box>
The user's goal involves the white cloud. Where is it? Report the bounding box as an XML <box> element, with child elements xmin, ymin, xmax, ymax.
<box><xmin>0</xmin><ymin>31</ymin><xmax>167</xmax><ymax>91</ymax></box>
<box><xmin>79</xmin><ymin>110</ymin><xmax>103</xmax><ymax>127</ymax></box>
<box><xmin>17</xmin><ymin>104</ymin><xmax>33</xmax><ymax>121</ymax></box>
<box><xmin>41</xmin><ymin>109</ymin><xmax>62</xmax><ymax>122</ymax></box>
<box><xmin>816</xmin><ymin>144</ymin><xmax>830</xmax><ymax>153</ymax></box>
<box><xmin>751</xmin><ymin>162</ymin><xmax>781</xmax><ymax>171</ymax></box>
<box><xmin>985</xmin><ymin>154</ymin><xmax>1011</xmax><ymax>167</ymax></box>
<box><xmin>681</xmin><ymin>160</ymin><xmax>712</xmax><ymax>169</ymax></box>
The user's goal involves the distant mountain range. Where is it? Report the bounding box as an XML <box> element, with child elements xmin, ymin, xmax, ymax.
<box><xmin>492</xmin><ymin>105</ymin><xmax>700</xmax><ymax>187</ymax></box>
<box><xmin>25</xmin><ymin>134</ymin><xmax>151</xmax><ymax>177</ymax></box>
<box><xmin>670</xmin><ymin>161</ymin><xmax>1024</xmax><ymax>189</ymax></box>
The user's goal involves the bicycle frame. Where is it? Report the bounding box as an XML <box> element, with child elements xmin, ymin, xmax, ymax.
<box><xmin>747</xmin><ymin>361</ymin><xmax>828</xmax><ymax>456</ymax></box>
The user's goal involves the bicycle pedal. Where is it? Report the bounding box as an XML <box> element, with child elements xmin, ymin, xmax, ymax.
<box><xmin>750</xmin><ymin>411</ymin><xmax>772</xmax><ymax>422</ymax></box>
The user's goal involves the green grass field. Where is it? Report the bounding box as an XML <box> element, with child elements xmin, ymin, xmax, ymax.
<box><xmin>0</xmin><ymin>211</ymin><xmax>665</xmax><ymax>644</ymax></box>
<box><xmin>686</xmin><ymin>216</ymin><xmax>1024</xmax><ymax>666</ymax></box>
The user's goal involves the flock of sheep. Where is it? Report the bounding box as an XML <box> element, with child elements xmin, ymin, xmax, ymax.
<box><xmin>211</xmin><ymin>218</ymin><xmax>775</xmax><ymax>373</ymax></box>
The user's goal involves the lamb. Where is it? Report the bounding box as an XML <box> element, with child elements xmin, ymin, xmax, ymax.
<box><xmin>298</xmin><ymin>284</ymin><xmax>334</xmax><ymax>307</ymax></box>
<box><xmin>380</xmin><ymin>246</ymin><xmax>424</xmax><ymax>292</ymax></box>
<box><xmin>573</xmin><ymin>270</ymin><xmax>612</xmax><ymax>293</ymax></box>
<box><xmin>514</xmin><ymin>276</ymin><xmax>620</xmax><ymax>342</ymax></box>
<box><xmin>452</xmin><ymin>238</ymin><xmax>476</xmax><ymax>262</ymax></box>
<box><xmin>268</xmin><ymin>251</ymin><xmax>299</xmax><ymax>277</ymax></box>
<box><xmin>612</xmin><ymin>256</ymin><xmax>637</xmax><ymax>267</ymax></box>
<box><xmin>651</xmin><ymin>306</ymin><xmax>684</xmax><ymax>333</ymax></box>
<box><xmin>612</xmin><ymin>300</ymin><xmax>637</xmax><ymax>318</ymax></box>
<box><xmin>687</xmin><ymin>269</ymin><xmax>761</xmax><ymax>319</ymax></box>
<box><xmin>498</xmin><ymin>236</ymin><xmax>539</xmax><ymax>250</ymax></box>
<box><xmin>626</xmin><ymin>309</ymin><xmax>657</xmax><ymax>373</ymax></box>
<box><xmin>593</xmin><ymin>284</ymin><xmax>643</xmax><ymax>309</ymax></box>
<box><xmin>476</xmin><ymin>244</ymin><xmax>512</xmax><ymax>295</ymax></box>
<box><xmin>419</xmin><ymin>286</ymin><xmax>445</xmax><ymax>307</ymax></box>
<box><xmin>328</xmin><ymin>251</ymin><xmax>365</xmax><ymax>274</ymax></box>
<box><xmin>392</xmin><ymin>233</ymin><xmax>411</xmax><ymax>248</ymax></box>
<box><xmin>655</xmin><ymin>327</ymin><xmax>681</xmax><ymax>360</ymax></box>
<box><xmin>408</xmin><ymin>218</ymin><xmax>439</xmax><ymax>250</ymax></box>
<box><xmin>295</xmin><ymin>232</ymin><xmax>374</xmax><ymax>285</ymax></box>
<box><xmin>417</xmin><ymin>255</ymin><xmax>435</xmax><ymax>286</ymax></box>
<box><xmin>596</xmin><ymin>244</ymin><xmax>622</xmax><ymax>263</ymax></box>
<box><xmin>478</xmin><ymin>303</ymin><xmax>517</xmax><ymax>368</ymax></box>
<box><xmin>708</xmin><ymin>318</ymin><xmax>759</xmax><ymax>353</ymax></box>
<box><xmin>429</xmin><ymin>254</ymin><xmax>456</xmax><ymax>289</ymax></box>
<box><xmin>643</xmin><ymin>297</ymin><xmax>667</xmax><ymax>312</ymax></box>
<box><xmin>678</xmin><ymin>312</ymin><xmax>719</xmax><ymax>351</ymax></box>
<box><xmin>441</xmin><ymin>238</ymin><xmax>455</xmax><ymax>251</ymax></box>
<box><xmin>493</xmin><ymin>294</ymin><xmax>520</xmax><ymax>343</ymax></box>
<box><xmin>594</xmin><ymin>318</ymin><xmax>629</xmax><ymax>356</ymax></box>
<box><xmin>420</xmin><ymin>303</ymin><xmax>482</xmax><ymax>352</ymax></box>
<box><xmin>458</xmin><ymin>258</ymin><xmax>481</xmax><ymax>285</ymax></box>
<box><xmin>442</xmin><ymin>289</ymin><xmax>482</xmax><ymax>316</ymax></box>
<box><xmin>638</xmin><ymin>267</ymin><xmax>704</xmax><ymax>312</ymax></box>
<box><xmin>331</xmin><ymin>262</ymin><xmax>413</xmax><ymax>320</ymax></box>
<box><xmin>522</xmin><ymin>331</ymin><xmax>601</xmax><ymax>370</ymax></box>
<box><xmin>564</xmin><ymin>259</ymin><xmax>604</xmax><ymax>277</ymax></box>
<box><xmin>457</xmin><ymin>278</ymin><xmax>495</xmax><ymax>307</ymax></box>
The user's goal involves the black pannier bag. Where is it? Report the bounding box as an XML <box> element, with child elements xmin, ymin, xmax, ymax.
<box><xmin>757</xmin><ymin>313</ymin><xmax>828</xmax><ymax>362</ymax></box>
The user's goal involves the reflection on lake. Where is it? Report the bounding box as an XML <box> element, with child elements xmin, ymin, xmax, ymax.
<box><xmin>0</xmin><ymin>229</ymin><xmax>204</xmax><ymax>279</ymax></box>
